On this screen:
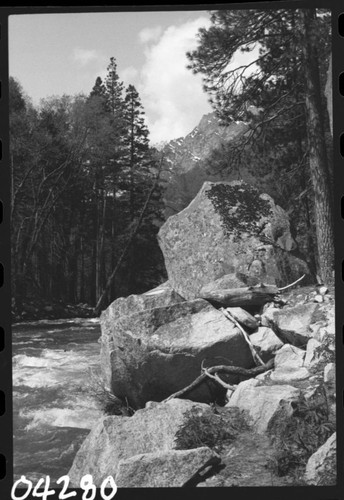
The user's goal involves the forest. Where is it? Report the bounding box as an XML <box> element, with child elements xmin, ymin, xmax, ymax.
<box><xmin>10</xmin><ymin>57</ymin><xmax>167</xmax><ymax>315</ymax></box>
<box><xmin>10</xmin><ymin>8</ymin><xmax>333</xmax><ymax>318</ymax></box>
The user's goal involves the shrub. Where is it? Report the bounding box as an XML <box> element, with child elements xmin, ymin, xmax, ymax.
<box><xmin>268</xmin><ymin>392</ymin><xmax>335</xmax><ymax>477</ymax></box>
<box><xmin>174</xmin><ymin>406</ymin><xmax>249</xmax><ymax>452</ymax></box>
<box><xmin>86</xmin><ymin>369</ymin><xmax>134</xmax><ymax>416</ymax></box>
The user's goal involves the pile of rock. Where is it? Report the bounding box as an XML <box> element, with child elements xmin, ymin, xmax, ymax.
<box><xmin>69</xmin><ymin>181</ymin><xmax>336</xmax><ymax>487</ymax></box>
<box><xmin>100</xmin><ymin>181</ymin><xmax>312</xmax><ymax>409</ymax></box>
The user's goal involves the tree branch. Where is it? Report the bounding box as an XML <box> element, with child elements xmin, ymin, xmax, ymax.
<box><xmin>163</xmin><ymin>358</ymin><xmax>274</xmax><ymax>402</ymax></box>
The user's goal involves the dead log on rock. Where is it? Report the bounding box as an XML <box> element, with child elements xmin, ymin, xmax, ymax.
<box><xmin>200</xmin><ymin>284</ymin><xmax>279</xmax><ymax>308</ymax></box>
<box><xmin>163</xmin><ymin>358</ymin><xmax>274</xmax><ymax>403</ymax></box>
<box><xmin>220</xmin><ymin>308</ymin><xmax>265</xmax><ymax>367</ymax></box>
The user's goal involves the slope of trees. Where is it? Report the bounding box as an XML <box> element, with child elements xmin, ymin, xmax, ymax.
<box><xmin>10</xmin><ymin>58</ymin><xmax>167</xmax><ymax>315</ymax></box>
<box><xmin>187</xmin><ymin>8</ymin><xmax>333</xmax><ymax>282</ymax></box>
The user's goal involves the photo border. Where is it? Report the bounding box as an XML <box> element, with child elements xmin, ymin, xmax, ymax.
<box><xmin>1</xmin><ymin>1</ymin><xmax>343</xmax><ymax>499</ymax></box>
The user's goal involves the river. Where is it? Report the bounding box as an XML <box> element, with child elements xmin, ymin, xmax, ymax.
<box><xmin>12</xmin><ymin>318</ymin><xmax>103</xmax><ymax>485</ymax></box>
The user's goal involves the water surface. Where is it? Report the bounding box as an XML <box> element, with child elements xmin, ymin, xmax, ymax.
<box><xmin>12</xmin><ymin>318</ymin><xmax>102</xmax><ymax>485</ymax></box>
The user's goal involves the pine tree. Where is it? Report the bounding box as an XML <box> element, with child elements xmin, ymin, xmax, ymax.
<box><xmin>104</xmin><ymin>57</ymin><xmax>125</xmax><ymax>116</ymax></box>
<box><xmin>123</xmin><ymin>84</ymin><xmax>150</xmax><ymax>215</ymax></box>
<box><xmin>90</xmin><ymin>76</ymin><xmax>106</xmax><ymax>98</ymax></box>
<box><xmin>300</xmin><ymin>9</ymin><xmax>333</xmax><ymax>283</ymax></box>
<box><xmin>187</xmin><ymin>8</ymin><xmax>333</xmax><ymax>282</ymax></box>
<box><xmin>121</xmin><ymin>84</ymin><xmax>162</xmax><ymax>292</ymax></box>
<box><xmin>86</xmin><ymin>59</ymin><xmax>127</xmax><ymax>300</ymax></box>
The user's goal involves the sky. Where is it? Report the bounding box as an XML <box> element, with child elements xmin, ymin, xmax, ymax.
<box><xmin>9</xmin><ymin>9</ymin><xmax>258</xmax><ymax>145</ymax></box>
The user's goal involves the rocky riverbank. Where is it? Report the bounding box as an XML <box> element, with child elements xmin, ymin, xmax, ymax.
<box><xmin>12</xmin><ymin>298</ymin><xmax>95</xmax><ymax>323</ymax></box>
<box><xmin>68</xmin><ymin>181</ymin><xmax>336</xmax><ymax>487</ymax></box>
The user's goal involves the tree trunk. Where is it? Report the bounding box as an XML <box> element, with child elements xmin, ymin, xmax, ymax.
<box><xmin>110</xmin><ymin>187</ymin><xmax>117</xmax><ymax>299</ymax></box>
<box><xmin>94</xmin><ymin>157</ymin><xmax>163</xmax><ymax>315</ymax></box>
<box><xmin>325</xmin><ymin>54</ymin><xmax>332</xmax><ymax>136</ymax></box>
<box><xmin>91</xmin><ymin>185</ymin><xmax>99</xmax><ymax>305</ymax></box>
<box><xmin>99</xmin><ymin>190</ymin><xmax>107</xmax><ymax>295</ymax></box>
<box><xmin>301</xmin><ymin>8</ymin><xmax>334</xmax><ymax>283</ymax></box>
<box><xmin>200</xmin><ymin>285</ymin><xmax>279</xmax><ymax>308</ymax></box>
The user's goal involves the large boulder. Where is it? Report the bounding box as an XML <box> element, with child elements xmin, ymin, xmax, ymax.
<box><xmin>101</xmin><ymin>296</ymin><xmax>254</xmax><ymax>408</ymax></box>
<box><xmin>226</xmin><ymin>378</ymin><xmax>301</xmax><ymax>434</ymax></box>
<box><xmin>158</xmin><ymin>181</ymin><xmax>310</xmax><ymax>300</ymax></box>
<box><xmin>100</xmin><ymin>282</ymin><xmax>184</xmax><ymax>390</ymax></box>
<box><xmin>263</xmin><ymin>303</ymin><xmax>320</xmax><ymax>346</ymax></box>
<box><xmin>200</xmin><ymin>273</ymin><xmax>247</xmax><ymax>293</ymax></box>
<box><xmin>115</xmin><ymin>447</ymin><xmax>220</xmax><ymax>488</ymax></box>
<box><xmin>68</xmin><ymin>398</ymin><xmax>215</xmax><ymax>486</ymax></box>
<box><xmin>103</xmin><ymin>281</ymin><xmax>185</xmax><ymax>321</ymax></box>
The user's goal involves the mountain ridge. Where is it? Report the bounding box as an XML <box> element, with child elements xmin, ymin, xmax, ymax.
<box><xmin>160</xmin><ymin>112</ymin><xmax>253</xmax><ymax>217</ymax></box>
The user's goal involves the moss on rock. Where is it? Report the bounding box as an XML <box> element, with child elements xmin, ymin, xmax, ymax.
<box><xmin>206</xmin><ymin>183</ymin><xmax>272</xmax><ymax>239</ymax></box>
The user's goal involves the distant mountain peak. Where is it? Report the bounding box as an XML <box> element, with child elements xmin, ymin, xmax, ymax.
<box><xmin>161</xmin><ymin>112</ymin><xmax>250</xmax><ymax>217</ymax></box>
<box><xmin>163</xmin><ymin>112</ymin><xmax>248</xmax><ymax>175</ymax></box>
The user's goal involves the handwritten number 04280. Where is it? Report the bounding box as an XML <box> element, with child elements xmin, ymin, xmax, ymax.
<box><xmin>11</xmin><ymin>475</ymin><xmax>117</xmax><ymax>500</ymax></box>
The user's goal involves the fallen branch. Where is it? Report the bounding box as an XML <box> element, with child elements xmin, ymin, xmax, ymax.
<box><xmin>220</xmin><ymin>307</ymin><xmax>265</xmax><ymax>367</ymax></box>
<box><xmin>278</xmin><ymin>274</ymin><xmax>306</xmax><ymax>291</ymax></box>
<box><xmin>200</xmin><ymin>284</ymin><xmax>279</xmax><ymax>308</ymax></box>
<box><xmin>163</xmin><ymin>358</ymin><xmax>274</xmax><ymax>402</ymax></box>
<box><xmin>202</xmin><ymin>367</ymin><xmax>237</xmax><ymax>391</ymax></box>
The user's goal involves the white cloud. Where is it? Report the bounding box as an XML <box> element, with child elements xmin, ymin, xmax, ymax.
<box><xmin>138</xmin><ymin>17</ymin><xmax>212</xmax><ymax>144</ymax></box>
<box><xmin>138</xmin><ymin>26</ymin><xmax>163</xmax><ymax>44</ymax></box>
<box><xmin>73</xmin><ymin>48</ymin><xmax>99</xmax><ymax>66</ymax></box>
<box><xmin>121</xmin><ymin>66</ymin><xmax>139</xmax><ymax>87</ymax></box>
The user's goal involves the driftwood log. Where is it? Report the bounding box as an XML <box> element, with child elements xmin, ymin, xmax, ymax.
<box><xmin>163</xmin><ymin>358</ymin><xmax>274</xmax><ymax>403</ymax></box>
<box><xmin>200</xmin><ymin>284</ymin><xmax>279</xmax><ymax>308</ymax></box>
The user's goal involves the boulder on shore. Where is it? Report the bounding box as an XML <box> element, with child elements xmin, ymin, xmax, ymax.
<box><xmin>158</xmin><ymin>181</ymin><xmax>310</xmax><ymax>300</ymax></box>
<box><xmin>100</xmin><ymin>282</ymin><xmax>185</xmax><ymax>390</ymax></box>
<box><xmin>101</xmin><ymin>296</ymin><xmax>254</xmax><ymax>408</ymax></box>
<box><xmin>115</xmin><ymin>447</ymin><xmax>221</xmax><ymax>488</ymax></box>
<box><xmin>226</xmin><ymin>378</ymin><xmax>301</xmax><ymax>434</ymax></box>
<box><xmin>68</xmin><ymin>398</ymin><xmax>215</xmax><ymax>486</ymax></box>
<box><xmin>103</xmin><ymin>281</ymin><xmax>185</xmax><ymax>321</ymax></box>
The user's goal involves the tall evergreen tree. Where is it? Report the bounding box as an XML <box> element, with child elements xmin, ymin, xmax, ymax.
<box><xmin>187</xmin><ymin>8</ymin><xmax>333</xmax><ymax>282</ymax></box>
<box><xmin>86</xmin><ymin>59</ymin><xmax>127</xmax><ymax>300</ymax></box>
<box><xmin>90</xmin><ymin>76</ymin><xmax>106</xmax><ymax>98</ymax></box>
<box><xmin>300</xmin><ymin>9</ymin><xmax>333</xmax><ymax>283</ymax></box>
<box><xmin>104</xmin><ymin>57</ymin><xmax>125</xmax><ymax>116</ymax></box>
<box><xmin>123</xmin><ymin>84</ymin><xmax>150</xmax><ymax>216</ymax></box>
<box><xmin>121</xmin><ymin>84</ymin><xmax>152</xmax><ymax>291</ymax></box>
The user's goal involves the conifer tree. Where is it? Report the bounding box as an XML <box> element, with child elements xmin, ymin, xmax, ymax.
<box><xmin>187</xmin><ymin>8</ymin><xmax>333</xmax><ymax>282</ymax></box>
<box><xmin>104</xmin><ymin>57</ymin><xmax>125</xmax><ymax>116</ymax></box>
<box><xmin>123</xmin><ymin>84</ymin><xmax>150</xmax><ymax>216</ymax></box>
<box><xmin>120</xmin><ymin>84</ymin><xmax>163</xmax><ymax>292</ymax></box>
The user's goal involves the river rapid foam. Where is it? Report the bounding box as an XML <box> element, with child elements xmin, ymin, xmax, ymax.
<box><xmin>12</xmin><ymin>318</ymin><xmax>103</xmax><ymax>485</ymax></box>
